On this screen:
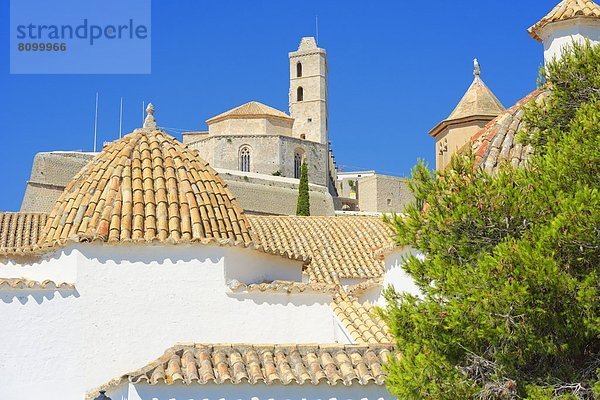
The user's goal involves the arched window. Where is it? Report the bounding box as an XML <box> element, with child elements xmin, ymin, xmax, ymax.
<box><xmin>297</xmin><ymin>86</ymin><xmax>304</xmax><ymax>102</ymax></box>
<box><xmin>240</xmin><ymin>146</ymin><xmax>251</xmax><ymax>172</ymax></box>
<box><xmin>294</xmin><ymin>150</ymin><xmax>304</xmax><ymax>179</ymax></box>
<box><xmin>296</xmin><ymin>62</ymin><xmax>302</xmax><ymax>77</ymax></box>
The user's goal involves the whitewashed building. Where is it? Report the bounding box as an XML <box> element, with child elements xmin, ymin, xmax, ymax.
<box><xmin>3</xmin><ymin>2</ymin><xmax>596</xmax><ymax>399</ymax></box>
<box><xmin>0</xmin><ymin>106</ymin><xmax>416</xmax><ymax>400</ymax></box>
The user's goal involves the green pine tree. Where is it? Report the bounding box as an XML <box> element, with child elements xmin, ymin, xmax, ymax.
<box><xmin>380</xmin><ymin>41</ymin><xmax>600</xmax><ymax>400</ymax></box>
<box><xmin>296</xmin><ymin>160</ymin><xmax>310</xmax><ymax>216</ymax></box>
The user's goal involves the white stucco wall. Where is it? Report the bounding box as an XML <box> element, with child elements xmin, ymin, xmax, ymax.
<box><xmin>107</xmin><ymin>382</ymin><xmax>394</xmax><ymax>400</ymax></box>
<box><xmin>540</xmin><ymin>19</ymin><xmax>600</xmax><ymax>65</ymax></box>
<box><xmin>357</xmin><ymin>247</ymin><xmax>421</xmax><ymax>307</ymax></box>
<box><xmin>0</xmin><ymin>244</ymin><xmax>338</xmax><ymax>400</ymax></box>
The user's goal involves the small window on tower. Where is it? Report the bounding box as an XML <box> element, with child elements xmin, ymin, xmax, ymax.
<box><xmin>296</xmin><ymin>62</ymin><xmax>302</xmax><ymax>77</ymax></box>
<box><xmin>308</xmin><ymin>118</ymin><xmax>312</xmax><ymax>122</ymax></box>
<box><xmin>297</xmin><ymin>86</ymin><xmax>304</xmax><ymax>102</ymax></box>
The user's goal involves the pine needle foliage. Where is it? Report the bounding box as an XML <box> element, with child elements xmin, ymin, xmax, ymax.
<box><xmin>380</xmin><ymin>42</ymin><xmax>600</xmax><ymax>400</ymax></box>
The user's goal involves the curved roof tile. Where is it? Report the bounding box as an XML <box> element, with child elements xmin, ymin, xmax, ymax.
<box><xmin>468</xmin><ymin>90</ymin><xmax>548</xmax><ymax>175</ymax></box>
<box><xmin>529</xmin><ymin>0</ymin><xmax>600</xmax><ymax>41</ymax></box>
<box><xmin>0</xmin><ymin>212</ymin><xmax>47</xmax><ymax>250</ymax></box>
<box><xmin>332</xmin><ymin>290</ymin><xmax>392</xmax><ymax>344</ymax></box>
<box><xmin>0</xmin><ymin>278</ymin><xmax>74</xmax><ymax>290</ymax></box>
<box><xmin>39</xmin><ymin>129</ymin><xmax>253</xmax><ymax>247</ymax></box>
<box><xmin>248</xmin><ymin>216</ymin><xmax>395</xmax><ymax>284</ymax></box>
<box><xmin>87</xmin><ymin>343</ymin><xmax>393</xmax><ymax>398</ymax></box>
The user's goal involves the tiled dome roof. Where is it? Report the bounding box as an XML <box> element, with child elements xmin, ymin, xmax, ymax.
<box><xmin>469</xmin><ymin>90</ymin><xmax>548</xmax><ymax>174</ymax></box>
<box><xmin>529</xmin><ymin>0</ymin><xmax>600</xmax><ymax>41</ymax></box>
<box><xmin>39</xmin><ymin>128</ymin><xmax>253</xmax><ymax>247</ymax></box>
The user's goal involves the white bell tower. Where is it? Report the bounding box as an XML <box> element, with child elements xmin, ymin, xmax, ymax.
<box><xmin>289</xmin><ymin>37</ymin><xmax>328</xmax><ymax>145</ymax></box>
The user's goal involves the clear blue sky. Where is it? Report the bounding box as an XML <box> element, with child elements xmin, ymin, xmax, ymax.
<box><xmin>0</xmin><ymin>0</ymin><xmax>558</xmax><ymax>211</ymax></box>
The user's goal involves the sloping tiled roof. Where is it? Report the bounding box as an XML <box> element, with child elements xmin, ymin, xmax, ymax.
<box><xmin>206</xmin><ymin>101</ymin><xmax>293</xmax><ymax>124</ymax></box>
<box><xmin>0</xmin><ymin>212</ymin><xmax>47</xmax><ymax>251</ymax></box>
<box><xmin>469</xmin><ymin>90</ymin><xmax>548</xmax><ymax>175</ymax></box>
<box><xmin>37</xmin><ymin>129</ymin><xmax>254</xmax><ymax>249</ymax></box>
<box><xmin>88</xmin><ymin>343</ymin><xmax>392</xmax><ymax>397</ymax></box>
<box><xmin>248</xmin><ymin>216</ymin><xmax>395</xmax><ymax>284</ymax></box>
<box><xmin>448</xmin><ymin>76</ymin><xmax>505</xmax><ymax>120</ymax></box>
<box><xmin>332</xmin><ymin>291</ymin><xmax>391</xmax><ymax>344</ymax></box>
<box><xmin>529</xmin><ymin>0</ymin><xmax>600</xmax><ymax>41</ymax></box>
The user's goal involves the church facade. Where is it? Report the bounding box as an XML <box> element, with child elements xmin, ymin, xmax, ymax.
<box><xmin>183</xmin><ymin>39</ymin><xmax>332</xmax><ymax>189</ymax></box>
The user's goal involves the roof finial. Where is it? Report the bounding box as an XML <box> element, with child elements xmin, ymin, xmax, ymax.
<box><xmin>473</xmin><ymin>58</ymin><xmax>481</xmax><ymax>76</ymax></box>
<box><xmin>143</xmin><ymin>102</ymin><xmax>157</xmax><ymax>130</ymax></box>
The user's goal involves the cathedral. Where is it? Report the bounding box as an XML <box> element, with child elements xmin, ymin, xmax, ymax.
<box><xmin>0</xmin><ymin>1</ymin><xmax>599</xmax><ymax>399</ymax></box>
<box><xmin>19</xmin><ymin>38</ymin><xmax>414</xmax><ymax>217</ymax></box>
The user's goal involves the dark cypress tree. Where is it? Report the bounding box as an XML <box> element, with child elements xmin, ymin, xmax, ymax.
<box><xmin>296</xmin><ymin>160</ymin><xmax>310</xmax><ymax>216</ymax></box>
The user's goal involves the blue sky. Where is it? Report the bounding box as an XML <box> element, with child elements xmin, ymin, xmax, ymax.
<box><xmin>0</xmin><ymin>0</ymin><xmax>558</xmax><ymax>211</ymax></box>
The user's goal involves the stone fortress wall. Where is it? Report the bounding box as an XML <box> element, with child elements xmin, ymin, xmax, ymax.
<box><xmin>20</xmin><ymin>151</ymin><xmax>335</xmax><ymax>216</ymax></box>
<box><xmin>20</xmin><ymin>151</ymin><xmax>96</xmax><ymax>213</ymax></box>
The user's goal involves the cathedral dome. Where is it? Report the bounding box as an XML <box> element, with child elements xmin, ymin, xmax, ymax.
<box><xmin>469</xmin><ymin>90</ymin><xmax>549</xmax><ymax>174</ymax></box>
<box><xmin>39</xmin><ymin>113</ymin><xmax>253</xmax><ymax>247</ymax></box>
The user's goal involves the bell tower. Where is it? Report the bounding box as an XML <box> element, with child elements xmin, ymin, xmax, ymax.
<box><xmin>289</xmin><ymin>37</ymin><xmax>328</xmax><ymax>145</ymax></box>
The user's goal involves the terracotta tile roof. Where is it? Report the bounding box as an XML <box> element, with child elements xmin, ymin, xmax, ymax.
<box><xmin>448</xmin><ymin>76</ymin><xmax>505</xmax><ymax>120</ymax></box>
<box><xmin>529</xmin><ymin>0</ymin><xmax>600</xmax><ymax>41</ymax></box>
<box><xmin>248</xmin><ymin>216</ymin><xmax>395</xmax><ymax>284</ymax></box>
<box><xmin>0</xmin><ymin>278</ymin><xmax>74</xmax><ymax>290</ymax></box>
<box><xmin>206</xmin><ymin>101</ymin><xmax>293</xmax><ymax>125</ymax></box>
<box><xmin>39</xmin><ymin>129</ymin><xmax>252</xmax><ymax>246</ymax></box>
<box><xmin>468</xmin><ymin>90</ymin><xmax>548</xmax><ymax>175</ymax></box>
<box><xmin>227</xmin><ymin>279</ymin><xmax>339</xmax><ymax>294</ymax></box>
<box><xmin>0</xmin><ymin>212</ymin><xmax>47</xmax><ymax>251</ymax></box>
<box><xmin>1</xmin><ymin>130</ymin><xmax>321</xmax><ymax>259</ymax></box>
<box><xmin>88</xmin><ymin>343</ymin><xmax>392</xmax><ymax>397</ymax></box>
<box><xmin>332</xmin><ymin>291</ymin><xmax>392</xmax><ymax>344</ymax></box>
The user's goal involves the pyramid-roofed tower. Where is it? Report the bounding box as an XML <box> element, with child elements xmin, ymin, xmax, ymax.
<box><xmin>39</xmin><ymin>104</ymin><xmax>253</xmax><ymax>247</ymax></box>
<box><xmin>447</xmin><ymin>74</ymin><xmax>505</xmax><ymax>120</ymax></box>
<box><xmin>429</xmin><ymin>60</ymin><xmax>505</xmax><ymax>170</ymax></box>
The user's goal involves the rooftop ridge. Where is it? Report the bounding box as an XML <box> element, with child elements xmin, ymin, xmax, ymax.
<box><xmin>206</xmin><ymin>101</ymin><xmax>292</xmax><ymax>125</ymax></box>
